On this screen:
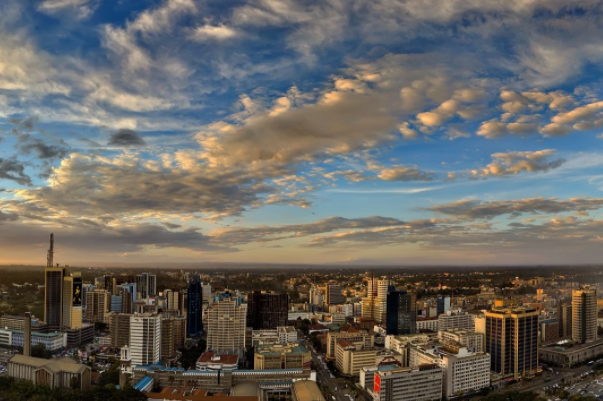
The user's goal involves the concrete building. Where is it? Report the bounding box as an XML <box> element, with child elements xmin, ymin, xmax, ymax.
<box><xmin>326</xmin><ymin>284</ymin><xmax>345</xmax><ymax>305</ymax></box>
<box><xmin>436</xmin><ymin>296</ymin><xmax>451</xmax><ymax>316</ymax></box>
<box><xmin>416</xmin><ymin>317</ymin><xmax>438</xmax><ymax>333</ymax></box>
<box><xmin>539</xmin><ymin>338</ymin><xmax>603</xmax><ymax>367</ymax></box>
<box><xmin>62</xmin><ymin>272</ymin><xmax>83</xmax><ymax>330</ymax></box>
<box><xmin>85</xmin><ymin>289</ymin><xmax>110</xmax><ymax>323</ymax></box>
<box><xmin>206</xmin><ymin>299</ymin><xmax>247</xmax><ymax>353</ymax></box>
<box><xmin>438</xmin><ymin>310</ymin><xmax>474</xmax><ymax>331</ymax></box>
<box><xmin>108</xmin><ymin>312</ymin><xmax>131</xmax><ymax>348</ymax></box>
<box><xmin>573</xmin><ymin>288</ymin><xmax>597</xmax><ymax>344</ymax></box>
<box><xmin>130</xmin><ymin>313</ymin><xmax>161</xmax><ymax>366</ymax></box>
<box><xmin>250</xmin><ymin>329</ymin><xmax>279</xmax><ymax>346</ymax></box>
<box><xmin>540</xmin><ymin>319</ymin><xmax>560</xmax><ymax>343</ymax></box>
<box><xmin>0</xmin><ymin>328</ymin><xmax>67</xmax><ymax>351</ymax></box>
<box><xmin>7</xmin><ymin>354</ymin><xmax>91</xmax><ymax>390</ymax></box>
<box><xmin>136</xmin><ymin>273</ymin><xmax>157</xmax><ymax>299</ymax></box>
<box><xmin>278</xmin><ymin>326</ymin><xmax>298</xmax><ymax>344</ymax></box>
<box><xmin>291</xmin><ymin>380</ymin><xmax>325</xmax><ymax>401</ymax></box>
<box><xmin>254</xmin><ymin>343</ymin><xmax>311</xmax><ymax>370</ymax></box>
<box><xmin>438</xmin><ymin>329</ymin><xmax>484</xmax><ymax>353</ymax></box>
<box><xmin>161</xmin><ymin>316</ymin><xmax>186</xmax><ymax>360</ymax></box>
<box><xmin>335</xmin><ymin>340</ymin><xmax>403</xmax><ymax>376</ymax></box>
<box><xmin>326</xmin><ymin>329</ymin><xmax>374</xmax><ymax>360</ymax></box>
<box><xmin>373</xmin><ymin>365</ymin><xmax>443</xmax><ymax>401</ymax></box>
<box><xmin>438</xmin><ymin>345</ymin><xmax>490</xmax><ymax>398</ymax></box>
<box><xmin>485</xmin><ymin>307</ymin><xmax>539</xmax><ymax>379</ymax></box>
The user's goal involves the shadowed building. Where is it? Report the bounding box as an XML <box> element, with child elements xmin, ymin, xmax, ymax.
<box><xmin>247</xmin><ymin>291</ymin><xmax>289</xmax><ymax>330</ymax></box>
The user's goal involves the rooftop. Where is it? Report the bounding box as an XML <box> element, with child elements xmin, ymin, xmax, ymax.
<box><xmin>255</xmin><ymin>343</ymin><xmax>308</xmax><ymax>355</ymax></box>
<box><xmin>197</xmin><ymin>352</ymin><xmax>239</xmax><ymax>365</ymax></box>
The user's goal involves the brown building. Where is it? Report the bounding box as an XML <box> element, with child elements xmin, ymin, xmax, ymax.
<box><xmin>161</xmin><ymin>316</ymin><xmax>186</xmax><ymax>360</ymax></box>
<box><xmin>247</xmin><ymin>291</ymin><xmax>289</xmax><ymax>330</ymax></box>
<box><xmin>109</xmin><ymin>313</ymin><xmax>131</xmax><ymax>348</ymax></box>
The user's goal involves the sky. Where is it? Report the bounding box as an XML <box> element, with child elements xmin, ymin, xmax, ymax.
<box><xmin>3</xmin><ymin>0</ymin><xmax>603</xmax><ymax>266</ymax></box>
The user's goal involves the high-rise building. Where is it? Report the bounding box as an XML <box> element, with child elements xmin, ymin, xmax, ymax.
<box><xmin>362</xmin><ymin>278</ymin><xmax>390</xmax><ymax>323</ymax></box>
<box><xmin>44</xmin><ymin>234</ymin><xmax>64</xmax><ymax>330</ymax></box>
<box><xmin>109</xmin><ymin>313</ymin><xmax>131</xmax><ymax>348</ymax></box>
<box><xmin>438</xmin><ymin>310</ymin><xmax>475</xmax><ymax>331</ymax></box>
<box><xmin>130</xmin><ymin>314</ymin><xmax>161</xmax><ymax>366</ymax></box>
<box><xmin>572</xmin><ymin>288</ymin><xmax>597</xmax><ymax>344</ymax></box>
<box><xmin>62</xmin><ymin>271</ymin><xmax>83</xmax><ymax>329</ymax></box>
<box><xmin>436</xmin><ymin>296</ymin><xmax>451</xmax><ymax>316</ymax></box>
<box><xmin>161</xmin><ymin>316</ymin><xmax>186</xmax><ymax>360</ymax></box>
<box><xmin>373</xmin><ymin>365</ymin><xmax>443</xmax><ymax>401</ymax></box>
<box><xmin>187</xmin><ymin>275</ymin><xmax>203</xmax><ymax>337</ymax></box>
<box><xmin>326</xmin><ymin>283</ymin><xmax>345</xmax><ymax>305</ymax></box>
<box><xmin>206</xmin><ymin>299</ymin><xmax>247</xmax><ymax>353</ymax></box>
<box><xmin>85</xmin><ymin>289</ymin><xmax>110</xmax><ymax>323</ymax></box>
<box><xmin>386</xmin><ymin>289</ymin><xmax>416</xmax><ymax>335</ymax></box>
<box><xmin>165</xmin><ymin>290</ymin><xmax>181</xmax><ymax>312</ymax></box>
<box><xmin>557</xmin><ymin>303</ymin><xmax>572</xmax><ymax>338</ymax></box>
<box><xmin>247</xmin><ymin>291</ymin><xmax>289</xmax><ymax>330</ymax></box>
<box><xmin>81</xmin><ymin>284</ymin><xmax>96</xmax><ymax>310</ymax></box>
<box><xmin>485</xmin><ymin>307</ymin><xmax>539</xmax><ymax>380</ymax></box>
<box><xmin>136</xmin><ymin>273</ymin><xmax>157</xmax><ymax>299</ymax></box>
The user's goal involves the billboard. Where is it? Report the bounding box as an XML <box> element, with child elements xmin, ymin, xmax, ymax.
<box><xmin>374</xmin><ymin>374</ymin><xmax>380</xmax><ymax>394</ymax></box>
<box><xmin>72</xmin><ymin>277</ymin><xmax>82</xmax><ymax>306</ymax></box>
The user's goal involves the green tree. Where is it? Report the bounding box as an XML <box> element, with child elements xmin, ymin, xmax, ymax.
<box><xmin>31</xmin><ymin>344</ymin><xmax>52</xmax><ymax>359</ymax></box>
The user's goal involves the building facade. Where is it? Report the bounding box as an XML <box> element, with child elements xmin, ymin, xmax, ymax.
<box><xmin>130</xmin><ymin>314</ymin><xmax>161</xmax><ymax>366</ymax></box>
<box><xmin>386</xmin><ymin>290</ymin><xmax>416</xmax><ymax>336</ymax></box>
<box><xmin>247</xmin><ymin>291</ymin><xmax>289</xmax><ymax>330</ymax></box>
<box><xmin>572</xmin><ymin>288</ymin><xmax>597</xmax><ymax>344</ymax></box>
<box><xmin>206</xmin><ymin>299</ymin><xmax>247</xmax><ymax>353</ymax></box>
<box><xmin>187</xmin><ymin>275</ymin><xmax>203</xmax><ymax>337</ymax></box>
<box><xmin>373</xmin><ymin>365</ymin><xmax>443</xmax><ymax>401</ymax></box>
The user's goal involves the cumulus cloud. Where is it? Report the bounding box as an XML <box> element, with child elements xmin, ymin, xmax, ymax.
<box><xmin>108</xmin><ymin>129</ymin><xmax>146</xmax><ymax>147</ymax></box>
<box><xmin>377</xmin><ymin>165</ymin><xmax>435</xmax><ymax>182</ymax></box>
<box><xmin>37</xmin><ymin>0</ymin><xmax>98</xmax><ymax>19</ymax></box>
<box><xmin>191</xmin><ymin>25</ymin><xmax>238</xmax><ymax>41</ymax></box>
<box><xmin>471</xmin><ymin>149</ymin><xmax>565</xmax><ymax>178</ymax></box>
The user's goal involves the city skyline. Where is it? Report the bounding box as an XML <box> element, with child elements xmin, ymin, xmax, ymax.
<box><xmin>3</xmin><ymin>1</ymin><xmax>603</xmax><ymax>265</ymax></box>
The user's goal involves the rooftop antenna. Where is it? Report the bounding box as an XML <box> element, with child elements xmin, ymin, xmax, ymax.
<box><xmin>46</xmin><ymin>233</ymin><xmax>54</xmax><ymax>268</ymax></box>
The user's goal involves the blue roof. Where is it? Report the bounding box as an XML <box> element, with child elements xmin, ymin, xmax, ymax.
<box><xmin>133</xmin><ymin>376</ymin><xmax>153</xmax><ymax>391</ymax></box>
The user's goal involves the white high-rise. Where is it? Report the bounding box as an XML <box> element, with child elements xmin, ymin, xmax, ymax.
<box><xmin>206</xmin><ymin>299</ymin><xmax>247</xmax><ymax>353</ymax></box>
<box><xmin>130</xmin><ymin>313</ymin><xmax>161</xmax><ymax>366</ymax></box>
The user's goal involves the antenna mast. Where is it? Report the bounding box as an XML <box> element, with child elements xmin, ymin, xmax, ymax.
<box><xmin>46</xmin><ymin>233</ymin><xmax>54</xmax><ymax>268</ymax></box>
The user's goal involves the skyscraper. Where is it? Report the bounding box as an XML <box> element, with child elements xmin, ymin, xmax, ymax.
<box><xmin>44</xmin><ymin>234</ymin><xmax>65</xmax><ymax>330</ymax></box>
<box><xmin>206</xmin><ymin>298</ymin><xmax>247</xmax><ymax>353</ymax></box>
<box><xmin>85</xmin><ymin>289</ymin><xmax>110</xmax><ymax>323</ymax></box>
<box><xmin>247</xmin><ymin>291</ymin><xmax>289</xmax><ymax>330</ymax></box>
<box><xmin>436</xmin><ymin>296</ymin><xmax>451</xmax><ymax>316</ymax></box>
<box><xmin>572</xmin><ymin>288</ymin><xmax>597</xmax><ymax>344</ymax></box>
<box><xmin>187</xmin><ymin>275</ymin><xmax>203</xmax><ymax>337</ymax></box>
<box><xmin>130</xmin><ymin>313</ymin><xmax>161</xmax><ymax>366</ymax></box>
<box><xmin>362</xmin><ymin>278</ymin><xmax>390</xmax><ymax>323</ymax></box>
<box><xmin>386</xmin><ymin>289</ymin><xmax>416</xmax><ymax>335</ymax></box>
<box><xmin>62</xmin><ymin>271</ymin><xmax>83</xmax><ymax>329</ymax></box>
<box><xmin>109</xmin><ymin>313</ymin><xmax>132</xmax><ymax>348</ymax></box>
<box><xmin>485</xmin><ymin>307</ymin><xmax>539</xmax><ymax>380</ymax></box>
<box><xmin>136</xmin><ymin>273</ymin><xmax>157</xmax><ymax>299</ymax></box>
<box><xmin>557</xmin><ymin>303</ymin><xmax>572</xmax><ymax>338</ymax></box>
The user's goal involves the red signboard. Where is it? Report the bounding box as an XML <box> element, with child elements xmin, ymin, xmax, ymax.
<box><xmin>374</xmin><ymin>374</ymin><xmax>380</xmax><ymax>394</ymax></box>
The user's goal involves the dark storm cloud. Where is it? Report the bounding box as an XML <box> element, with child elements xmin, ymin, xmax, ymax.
<box><xmin>0</xmin><ymin>158</ymin><xmax>31</xmax><ymax>186</ymax></box>
<box><xmin>19</xmin><ymin>137</ymin><xmax>69</xmax><ymax>159</ymax></box>
<box><xmin>108</xmin><ymin>129</ymin><xmax>146</xmax><ymax>147</ymax></box>
<box><xmin>162</xmin><ymin>222</ymin><xmax>182</xmax><ymax>229</ymax></box>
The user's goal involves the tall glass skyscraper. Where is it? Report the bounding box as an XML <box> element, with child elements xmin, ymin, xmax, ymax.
<box><xmin>187</xmin><ymin>275</ymin><xmax>203</xmax><ymax>337</ymax></box>
<box><xmin>386</xmin><ymin>288</ymin><xmax>416</xmax><ymax>335</ymax></box>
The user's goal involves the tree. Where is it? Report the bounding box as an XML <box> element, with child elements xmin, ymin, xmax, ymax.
<box><xmin>70</xmin><ymin>376</ymin><xmax>81</xmax><ymax>390</ymax></box>
<box><xmin>31</xmin><ymin>344</ymin><xmax>51</xmax><ymax>359</ymax></box>
<box><xmin>99</xmin><ymin>362</ymin><xmax>120</xmax><ymax>387</ymax></box>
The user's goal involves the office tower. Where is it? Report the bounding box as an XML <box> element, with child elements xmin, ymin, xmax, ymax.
<box><xmin>44</xmin><ymin>234</ymin><xmax>65</xmax><ymax>330</ymax></box>
<box><xmin>160</xmin><ymin>316</ymin><xmax>185</xmax><ymax>360</ymax></box>
<box><xmin>121</xmin><ymin>283</ymin><xmax>137</xmax><ymax>314</ymax></box>
<box><xmin>81</xmin><ymin>284</ymin><xmax>96</xmax><ymax>309</ymax></box>
<box><xmin>23</xmin><ymin>312</ymin><xmax>31</xmax><ymax>357</ymax></box>
<box><xmin>373</xmin><ymin>365</ymin><xmax>443</xmax><ymax>401</ymax></box>
<box><xmin>109</xmin><ymin>313</ymin><xmax>131</xmax><ymax>347</ymax></box>
<box><xmin>438</xmin><ymin>345</ymin><xmax>490</xmax><ymax>399</ymax></box>
<box><xmin>386</xmin><ymin>289</ymin><xmax>416</xmax><ymax>335</ymax></box>
<box><xmin>165</xmin><ymin>290</ymin><xmax>180</xmax><ymax>312</ymax></box>
<box><xmin>202</xmin><ymin>283</ymin><xmax>212</xmax><ymax>303</ymax></box>
<box><xmin>62</xmin><ymin>271</ymin><xmax>83</xmax><ymax>329</ymax></box>
<box><xmin>247</xmin><ymin>291</ymin><xmax>289</xmax><ymax>330</ymax></box>
<box><xmin>85</xmin><ymin>289</ymin><xmax>110</xmax><ymax>323</ymax></box>
<box><xmin>572</xmin><ymin>288</ymin><xmax>597</xmax><ymax>344</ymax></box>
<box><xmin>136</xmin><ymin>273</ymin><xmax>157</xmax><ymax>299</ymax></box>
<box><xmin>187</xmin><ymin>275</ymin><xmax>203</xmax><ymax>337</ymax></box>
<box><xmin>436</xmin><ymin>296</ymin><xmax>451</xmax><ymax>316</ymax></box>
<box><xmin>557</xmin><ymin>303</ymin><xmax>572</xmax><ymax>338</ymax></box>
<box><xmin>485</xmin><ymin>307</ymin><xmax>539</xmax><ymax>379</ymax></box>
<box><xmin>206</xmin><ymin>299</ymin><xmax>247</xmax><ymax>353</ymax></box>
<box><xmin>130</xmin><ymin>314</ymin><xmax>161</xmax><ymax>366</ymax></box>
<box><xmin>361</xmin><ymin>278</ymin><xmax>390</xmax><ymax>323</ymax></box>
<box><xmin>326</xmin><ymin>283</ymin><xmax>345</xmax><ymax>305</ymax></box>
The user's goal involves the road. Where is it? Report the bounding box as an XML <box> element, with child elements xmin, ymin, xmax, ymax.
<box><xmin>302</xmin><ymin>338</ymin><xmax>356</xmax><ymax>401</ymax></box>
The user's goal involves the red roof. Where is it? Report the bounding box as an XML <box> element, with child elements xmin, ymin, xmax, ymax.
<box><xmin>197</xmin><ymin>352</ymin><xmax>239</xmax><ymax>365</ymax></box>
<box><xmin>337</xmin><ymin>339</ymin><xmax>353</xmax><ymax>347</ymax></box>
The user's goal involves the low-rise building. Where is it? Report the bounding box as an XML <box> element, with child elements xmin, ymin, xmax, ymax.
<box><xmin>539</xmin><ymin>338</ymin><xmax>603</xmax><ymax>367</ymax></box>
<box><xmin>326</xmin><ymin>329</ymin><xmax>374</xmax><ymax>360</ymax></box>
<box><xmin>0</xmin><ymin>328</ymin><xmax>67</xmax><ymax>351</ymax></box>
<box><xmin>291</xmin><ymin>380</ymin><xmax>325</xmax><ymax>401</ymax></box>
<box><xmin>335</xmin><ymin>340</ymin><xmax>403</xmax><ymax>376</ymax></box>
<box><xmin>7</xmin><ymin>354</ymin><xmax>91</xmax><ymax>390</ymax></box>
<box><xmin>254</xmin><ymin>343</ymin><xmax>311</xmax><ymax>370</ymax></box>
<box><xmin>278</xmin><ymin>326</ymin><xmax>298</xmax><ymax>344</ymax></box>
<box><xmin>196</xmin><ymin>352</ymin><xmax>239</xmax><ymax>371</ymax></box>
<box><xmin>416</xmin><ymin>317</ymin><xmax>438</xmax><ymax>333</ymax></box>
<box><xmin>438</xmin><ymin>329</ymin><xmax>484</xmax><ymax>353</ymax></box>
<box><xmin>438</xmin><ymin>310</ymin><xmax>474</xmax><ymax>331</ymax></box>
<box><xmin>438</xmin><ymin>344</ymin><xmax>490</xmax><ymax>398</ymax></box>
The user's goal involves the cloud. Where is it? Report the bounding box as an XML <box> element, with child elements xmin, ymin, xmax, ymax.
<box><xmin>0</xmin><ymin>158</ymin><xmax>31</xmax><ymax>186</ymax></box>
<box><xmin>37</xmin><ymin>0</ymin><xmax>98</xmax><ymax>19</ymax></box>
<box><xmin>377</xmin><ymin>165</ymin><xmax>435</xmax><ymax>182</ymax></box>
<box><xmin>191</xmin><ymin>25</ymin><xmax>238</xmax><ymax>41</ymax></box>
<box><xmin>471</xmin><ymin>149</ymin><xmax>565</xmax><ymax>178</ymax></box>
<box><xmin>426</xmin><ymin>197</ymin><xmax>603</xmax><ymax>219</ymax></box>
<box><xmin>108</xmin><ymin>129</ymin><xmax>146</xmax><ymax>147</ymax></box>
